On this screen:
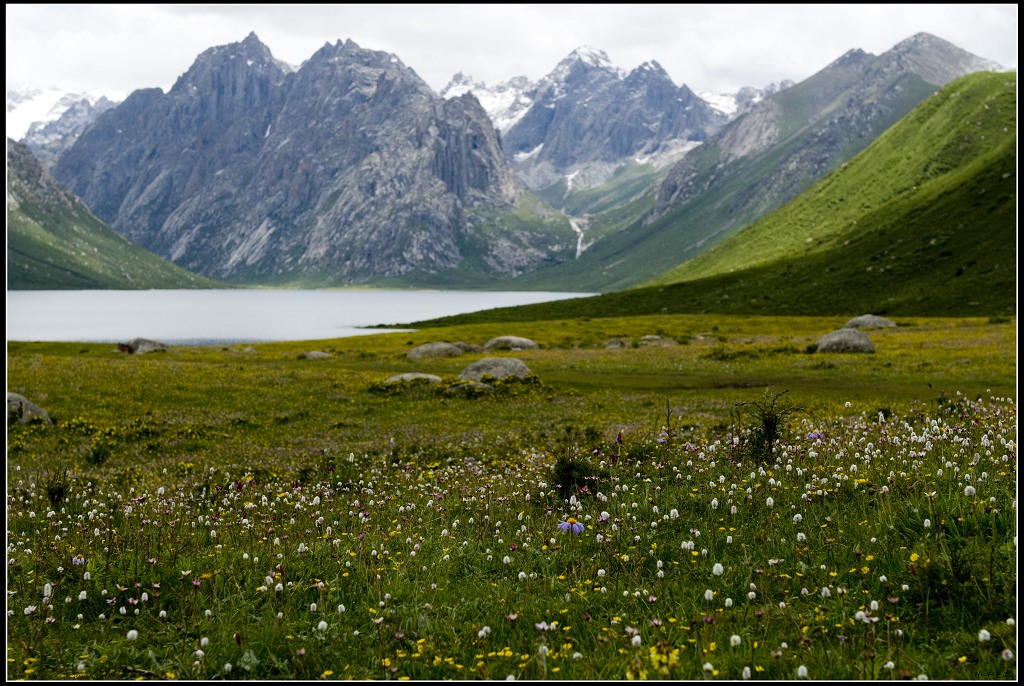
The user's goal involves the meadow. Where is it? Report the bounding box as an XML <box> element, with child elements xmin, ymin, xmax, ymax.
<box><xmin>6</xmin><ymin>314</ymin><xmax>1017</xmax><ymax>680</ymax></box>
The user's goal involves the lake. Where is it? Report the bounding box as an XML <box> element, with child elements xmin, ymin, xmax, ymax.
<box><xmin>5</xmin><ymin>289</ymin><xmax>594</xmax><ymax>345</ymax></box>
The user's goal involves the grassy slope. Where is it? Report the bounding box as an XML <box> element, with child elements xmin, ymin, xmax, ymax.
<box><xmin>654</xmin><ymin>71</ymin><xmax>1017</xmax><ymax>284</ymax></box>
<box><xmin>7</xmin><ymin>142</ymin><xmax>221</xmax><ymax>290</ymax></box>
<box><xmin>405</xmin><ymin>72</ymin><xmax>1016</xmax><ymax>325</ymax></box>
<box><xmin>7</xmin><ymin>203</ymin><xmax>221</xmax><ymax>290</ymax></box>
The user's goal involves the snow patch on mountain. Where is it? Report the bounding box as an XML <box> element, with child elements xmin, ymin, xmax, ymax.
<box><xmin>7</xmin><ymin>86</ymin><xmax>115</xmax><ymax>140</ymax></box>
<box><xmin>441</xmin><ymin>72</ymin><xmax>534</xmax><ymax>133</ymax></box>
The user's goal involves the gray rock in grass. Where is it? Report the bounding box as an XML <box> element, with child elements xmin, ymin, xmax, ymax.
<box><xmin>8</xmin><ymin>392</ymin><xmax>53</xmax><ymax>425</ymax></box>
<box><xmin>816</xmin><ymin>329</ymin><xmax>876</xmax><ymax>353</ymax></box>
<box><xmin>457</xmin><ymin>357</ymin><xmax>532</xmax><ymax>381</ymax></box>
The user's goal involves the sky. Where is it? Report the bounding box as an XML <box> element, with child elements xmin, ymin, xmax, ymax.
<box><xmin>5</xmin><ymin>4</ymin><xmax>1018</xmax><ymax>102</ymax></box>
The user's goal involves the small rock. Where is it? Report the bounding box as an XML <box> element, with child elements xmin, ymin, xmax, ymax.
<box><xmin>458</xmin><ymin>357</ymin><xmax>532</xmax><ymax>381</ymax></box>
<box><xmin>843</xmin><ymin>315</ymin><xmax>896</xmax><ymax>329</ymax></box>
<box><xmin>384</xmin><ymin>373</ymin><xmax>443</xmax><ymax>384</ymax></box>
<box><xmin>119</xmin><ymin>338</ymin><xmax>169</xmax><ymax>354</ymax></box>
<box><xmin>407</xmin><ymin>342</ymin><xmax>465</xmax><ymax>360</ymax></box>
<box><xmin>816</xmin><ymin>329</ymin><xmax>876</xmax><ymax>353</ymax></box>
<box><xmin>7</xmin><ymin>393</ymin><xmax>53</xmax><ymax>425</ymax></box>
<box><xmin>483</xmin><ymin>336</ymin><xmax>538</xmax><ymax>351</ymax></box>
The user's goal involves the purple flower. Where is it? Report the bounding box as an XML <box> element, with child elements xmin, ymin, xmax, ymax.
<box><xmin>557</xmin><ymin>517</ymin><xmax>585</xmax><ymax>535</ymax></box>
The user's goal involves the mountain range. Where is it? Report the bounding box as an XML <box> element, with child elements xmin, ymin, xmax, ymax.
<box><xmin>7</xmin><ymin>31</ymin><xmax>1013</xmax><ymax>312</ymax></box>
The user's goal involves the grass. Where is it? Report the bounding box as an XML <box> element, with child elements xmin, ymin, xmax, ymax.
<box><xmin>5</xmin><ymin>314</ymin><xmax>1017</xmax><ymax>680</ymax></box>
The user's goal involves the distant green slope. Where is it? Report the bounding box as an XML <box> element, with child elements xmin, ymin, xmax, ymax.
<box><xmin>405</xmin><ymin>72</ymin><xmax>1016</xmax><ymax>325</ymax></box>
<box><xmin>654</xmin><ymin>71</ymin><xmax>1017</xmax><ymax>285</ymax></box>
<box><xmin>7</xmin><ymin>139</ymin><xmax>221</xmax><ymax>290</ymax></box>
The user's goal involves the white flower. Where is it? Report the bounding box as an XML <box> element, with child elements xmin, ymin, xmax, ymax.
<box><xmin>632</xmin><ymin>635</ymin><xmax>642</xmax><ymax>647</ymax></box>
<box><xmin>712</xmin><ymin>563</ymin><xmax>724</xmax><ymax>576</ymax></box>
<box><xmin>477</xmin><ymin>626</ymin><xmax>491</xmax><ymax>639</ymax></box>
<box><xmin>597</xmin><ymin>569</ymin><xmax>606</xmax><ymax>577</ymax></box>
<box><xmin>503</xmin><ymin>556</ymin><xmax>511</xmax><ymax>565</ymax></box>
<box><xmin>725</xmin><ymin>598</ymin><xmax>733</xmax><ymax>607</ymax></box>
<box><xmin>201</xmin><ymin>637</ymin><xmax>209</xmax><ymax>647</ymax></box>
<box><xmin>978</xmin><ymin>628</ymin><xmax>992</xmax><ymax>642</ymax></box>
<box><xmin>965</xmin><ymin>485</ymin><xmax>977</xmax><ymax>497</ymax></box>
<box><xmin>79</xmin><ymin>591</ymin><xmax>87</xmax><ymax>601</ymax></box>
<box><xmin>310</xmin><ymin>603</ymin><xmax>317</xmax><ymax>612</ymax></box>
<box><xmin>195</xmin><ymin>649</ymin><xmax>205</xmax><ymax>659</ymax></box>
<box><xmin>705</xmin><ymin>589</ymin><xmax>714</xmax><ymax>601</ymax></box>
<box><xmin>730</xmin><ymin>635</ymin><xmax>741</xmax><ymax>647</ymax></box>
<box><xmin>797</xmin><ymin>665</ymin><xmax>808</xmax><ymax>679</ymax></box>
<box><xmin>224</xmin><ymin>663</ymin><xmax>232</xmax><ymax>674</ymax></box>
<box><xmin>742</xmin><ymin>666</ymin><xmax>752</xmax><ymax>680</ymax></box>
<box><xmin>884</xmin><ymin>661</ymin><xmax>895</xmax><ymax>670</ymax></box>
<box><xmin>923</xmin><ymin>519</ymin><xmax>931</xmax><ymax>528</ymax></box>
<box><xmin>766</xmin><ymin>497</ymin><xmax>774</xmax><ymax>507</ymax></box>
<box><xmin>703</xmin><ymin>662</ymin><xmax>714</xmax><ymax>672</ymax></box>
<box><xmin>127</xmin><ymin>630</ymin><xmax>139</xmax><ymax>641</ymax></box>
<box><xmin>318</xmin><ymin>621</ymin><xmax>328</xmax><ymax>632</ymax></box>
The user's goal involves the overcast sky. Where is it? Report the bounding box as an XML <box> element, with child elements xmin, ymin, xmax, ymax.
<box><xmin>6</xmin><ymin>4</ymin><xmax>1018</xmax><ymax>101</ymax></box>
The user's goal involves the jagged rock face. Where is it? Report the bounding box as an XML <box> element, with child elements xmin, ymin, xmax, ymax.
<box><xmin>499</xmin><ymin>49</ymin><xmax>728</xmax><ymax>190</ymax></box>
<box><xmin>652</xmin><ymin>33</ymin><xmax>1002</xmax><ymax>222</ymax></box>
<box><xmin>52</xmin><ymin>34</ymin><xmax>530</xmax><ymax>283</ymax></box>
<box><xmin>8</xmin><ymin>137</ymin><xmax>84</xmax><ymax>216</ymax></box>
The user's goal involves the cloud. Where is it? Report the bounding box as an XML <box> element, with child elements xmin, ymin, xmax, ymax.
<box><xmin>5</xmin><ymin>4</ymin><xmax>1016</xmax><ymax>100</ymax></box>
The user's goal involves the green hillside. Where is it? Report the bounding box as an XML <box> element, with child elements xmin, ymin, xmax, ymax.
<box><xmin>654</xmin><ymin>71</ymin><xmax>1017</xmax><ymax>285</ymax></box>
<box><xmin>7</xmin><ymin>139</ymin><xmax>221</xmax><ymax>290</ymax></box>
<box><xmin>403</xmin><ymin>72</ymin><xmax>1016</xmax><ymax>326</ymax></box>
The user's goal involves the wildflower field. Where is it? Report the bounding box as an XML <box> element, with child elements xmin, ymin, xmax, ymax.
<box><xmin>6</xmin><ymin>314</ymin><xmax>1017</xmax><ymax>680</ymax></box>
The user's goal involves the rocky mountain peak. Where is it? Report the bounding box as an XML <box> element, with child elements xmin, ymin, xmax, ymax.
<box><xmin>500</xmin><ymin>46</ymin><xmax>726</xmax><ymax>191</ymax></box>
<box><xmin>879</xmin><ymin>31</ymin><xmax>1004</xmax><ymax>85</ymax></box>
<box><xmin>50</xmin><ymin>33</ymin><xmax>560</xmax><ymax>285</ymax></box>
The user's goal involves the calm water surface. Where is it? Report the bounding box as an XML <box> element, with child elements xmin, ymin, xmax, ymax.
<box><xmin>6</xmin><ymin>289</ymin><xmax>594</xmax><ymax>345</ymax></box>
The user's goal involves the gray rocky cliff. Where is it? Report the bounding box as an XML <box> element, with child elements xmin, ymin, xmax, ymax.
<box><xmin>51</xmin><ymin>33</ymin><xmax>558</xmax><ymax>284</ymax></box>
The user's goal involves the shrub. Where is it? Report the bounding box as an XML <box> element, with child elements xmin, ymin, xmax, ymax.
<box><xmin>736</xmin><ymin>387</ymin><xmax>802</xmax><ymax>463</ymax></box>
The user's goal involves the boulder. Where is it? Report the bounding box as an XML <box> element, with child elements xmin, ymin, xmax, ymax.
<box><xmin>844</xmin><ymin>314</ymin><xmax>896</xmax><ymax>329</ymax></box>
<box><xmin>300</xmin><ymin>351</ymin><xmax>332</xmax><ymax>359</ymax></box>
<box><xmin>451</xmin><ymin>342</ymin><xmax>483</xmax><ymax>353</ymax></box>
<box><xmin>457</xmin><ymin>357</ymin><xmax>532</xmax><ymax>381</ymax></box>
<box><xmin>483</xmin><ymin>336</ymin><xmax>538</xmax><ymax>351</ymax></box>
<box><xmin>384</xmin><ymin>373</ymin><xmax>443</xmax><ymax>384</ymax></box>
<box><xmin>816</xmin><ymin>329</ymin><xmax>876</xmax><ymax>353</ymax></box>
<box><xmin>407</xmin><ymin>342</ymin><xmax>465</xmax><ymax>360</ymax></box>
<box><xmin>604</xmin><ymin>338</ymin><xmax>632</xmax><ymax>349</ymax></box>
<box><xmin>119</xmin><ymin>338</ymin><xmax>169</xmax><ymax>354</ymax></box>
<box><xmin>7</xmin><ymin>393</ymin><xmax>53</xmax><ymax>425</ymax></box>
<box><xmin>639</xmin><ymin>335</ymin><xmax>676</xmax><ymax>347</ymax></box>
